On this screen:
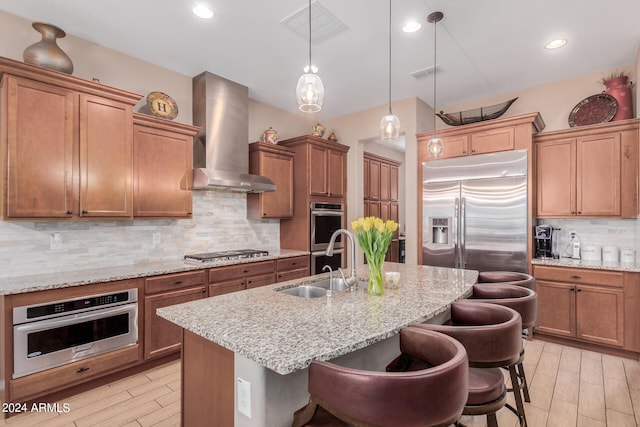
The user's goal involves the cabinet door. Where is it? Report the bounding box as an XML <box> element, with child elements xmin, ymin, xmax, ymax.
<box><xmin>380</xmin><ymin>163</ymin><xmax>390</xmax><ymax>201</ymax></box>
<box><xmin>470</xmin><ymin>126</ymin><xmax>515</xmax><ymax>155</ymax></box>
<box><xmin>439</xmin><ymin>135</ymin><xmax>468</xmax><ymax>159</ymax></box>
<box><xmin>369</xmin><ymin>160</ymin><xmax>381</xmax><ymax>200</ymax></box>
<box><xmin>576</xmin><ymin>285</ymin><xmax>624</xmax><ymax>347</ymax></box>
<box><xmin>144</xmin><ymin>286</ymin><xmax>207</xmax><ymax>359</ymax></box>
<box><xmin>246</xmin><ymin>273</ymin><xmax>276</xmax><ymax>289</ymax></box>
<box><xmin>5</xmin><ymin>76</ymin><xmax>76</xmax><ymax>218</ymax></box>
<box><xmin>133</xmin><ymin>124</ymin><xmax>192</xmax><ymax>217</ymax></box>
<box><xmin>328</xmin><ymin>150</ymin><xmax>346</xmax><ymax>197</ymax></box>
<box><xmin>363</xmin><ymin>158</ymin><xmax>370</xmax><ymax>199</ymax></box>
<box><xmin>380</xmin><ymin>201</ymin><xmax>391</xmax><ymax>222</ymax></box>
<box><xmin>390</xmin><ymin>166</ymin><xmax>399</xmax><ymax>201</ymax></box>
<box><xmin>79</xmin><ymin>94</ymin><xmax>133</xmax><ymax>217</ymax></box>
<box><xmin>576</xmin><ymin>134</ymin><xmax>621</xmax><ymax>216</ymax></box>
<box><xmin>259</xmin><ymin>151</ymin><xmax>294</xmax><ymax>217</ymax></box>
<box><xmin>536</xmin><ymin>139</ymin><xmax>575</xmax><ymax>217</ymax></box>
<box><xmin>369</xmin><ymin>201</ymin><xmax>381</xmax><ymax>218</ymax></box>
<box><xmin>387</xmin><ymin>239</ymin><xmax>400</xmax><ymax>262</ymax></box>
<box><xmin>209</xmin><ymin>279</ymin><xmax>245</xmax><ymax>296</ymax></box>
<box><xmin>309</xmin><ymin>145</ymin><xmax>328</xmax><ymax>196</ymax></box>
<box><xmin>535</xmin><ymin>280</ymin><xmax>576</xmax><ymax>337</ymax></box>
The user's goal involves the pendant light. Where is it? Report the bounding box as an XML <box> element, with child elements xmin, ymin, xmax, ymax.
<box><xmin>427</xmin><ymin>11</ymin><xmax>444</xmax><ymax>159</ymax></box>
<box><xmin>296</xmin><ymin>0</ymin><xmax>324</xmax><ymax>112</ymax></box>
<box><xmin>379</xmin><ymin>0</ymin><xmax>400</xmax><ymax>141</ymax></box>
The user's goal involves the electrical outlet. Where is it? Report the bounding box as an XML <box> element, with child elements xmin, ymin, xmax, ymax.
<box><xmin>237</xmin><ymin>377</ymin><xmax>251</xmax><ymax>418</ymax></box>
<box><xmin>50</xmin><ymin>232</ymin><xmax>63</xmax><ymax>250</ymax></box>
<box><xmin>570</xmin><ymin>230</ymin><xmax>578</xmax><ymax>239</ymax></box>
<box><xmin>153</xmin><ymin>232</ymin><xmax>161</xmax><ymax>244</ymax></box>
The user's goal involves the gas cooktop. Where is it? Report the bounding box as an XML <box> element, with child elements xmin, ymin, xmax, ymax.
<box><xmin>184</xmin><ymin>249</ymin><xmax>269</xmax><ymax>263</ymax></box>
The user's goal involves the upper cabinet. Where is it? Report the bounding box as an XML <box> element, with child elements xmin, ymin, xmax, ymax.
<box><xmin>133</xmin><ymin>114</ymin><xmax>199</xmax><ymax>218</ymax></box>
<box><xmin>535</xmin><ymin>119</ymin><xmax>639</xmax><ymax>218</ymax></box>
<box><xmin>279</xmin><ymin>135</ymin><xmax>349</xmax><ymax>200</ymax></box>
<box><xmin>0</xmin><ymin>57</ymin><xmax>142</xmax><ymax>220</ymax></box>
<box><xmin>247</xmin><ymin>142</ymin><xmax>295</xmax><ymax>219</ymax></box>
<box><xmin>417</xmin><ymin>113</ymin><xmax>545</xmax><ymax>162</ymax></box>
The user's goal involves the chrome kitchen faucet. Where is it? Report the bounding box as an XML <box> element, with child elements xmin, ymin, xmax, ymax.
<box><xmin>326</xmin><ymin>229</ymin><xmax>357</xmax><ymax>292</ymax></box>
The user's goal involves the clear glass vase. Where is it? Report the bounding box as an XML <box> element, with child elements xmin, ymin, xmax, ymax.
<box><xmin>366</xmin><ymin>255</ymin><xmax>384</xmax><ymax>296</ymax></box>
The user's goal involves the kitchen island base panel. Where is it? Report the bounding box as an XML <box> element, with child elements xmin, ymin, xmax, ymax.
<box><xmin>183</xmin><ymin>309</ymin><xmax>450</xmax><ymax>427</ymax></box>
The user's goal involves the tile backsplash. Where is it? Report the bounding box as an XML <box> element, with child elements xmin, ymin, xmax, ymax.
<box><xmin>0</xmin><ymin>192</ymin><xmax>279</xmax><ymax>277</ymax></box>
<box><xmin>536</xmin><ymin>218</ymin><xmax>639</xmax><ymax>261</ymax></box>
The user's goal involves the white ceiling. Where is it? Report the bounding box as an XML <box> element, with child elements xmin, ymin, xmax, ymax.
<box><xmin>1</xmin><ymin>0</ymin><xmax>639</xmax><ymax>120</ymax></box>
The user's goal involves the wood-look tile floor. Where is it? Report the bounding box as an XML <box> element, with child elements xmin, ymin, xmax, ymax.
<box><xmin>2</xmin><ymin>338</ymin><xmax>639</xmax><ymax>426</ymax></box>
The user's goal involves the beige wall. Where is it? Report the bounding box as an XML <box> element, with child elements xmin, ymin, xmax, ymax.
<box><xmin>248</xmin><ymin>99</ymin><xmax>317</xmax><ymax>143</ymax></box>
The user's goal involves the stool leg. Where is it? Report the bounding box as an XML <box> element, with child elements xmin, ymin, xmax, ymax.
<box><xmin>508</xmin><ymin>365</ymin><xmax>528</xmax><ymax>427</ymax></box>
<box><xmin>487</xmin><ymin>412</ymin><xmax>499</xmax><ymax>427</ymax></box>
<box><xmin>517</xmin><ymin>361</ymin><xmax>531</xmax><ymax>403</ymax></box>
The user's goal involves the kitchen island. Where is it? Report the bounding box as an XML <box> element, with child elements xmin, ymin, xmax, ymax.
<box><xmin>157</xmin><ymin>262</ymin><xmax>478</xmax><ymax>426</ymax></box>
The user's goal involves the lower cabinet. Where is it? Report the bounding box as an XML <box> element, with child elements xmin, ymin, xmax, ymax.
<box><xmin>533</xmin><ymin>266</ymin><xmax>628</xmax><ymax>349</ymax></box>
<box><xmin>276</xmin><ymin>256</ymin><xmax>310</xmax><ymax>282</ymax></box>
<box><xmin>144</xmin><ymin>271</ymin><xmax>208</xmax><ymax>359</ymax></box>
<box><xmin>208</xmin><ymin>260</ymin><xmax>276</xmax><ymax>295</ymax></box>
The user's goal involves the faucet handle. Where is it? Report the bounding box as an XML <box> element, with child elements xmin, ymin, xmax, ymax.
<box><xmin>322</xmin><ymin>265</ymin><xmax>333</xmax><ymax>297</ymax></box>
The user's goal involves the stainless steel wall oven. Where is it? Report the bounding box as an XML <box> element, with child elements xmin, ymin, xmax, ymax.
<box><xmin>13</xmin><ymin>289</ymin><xmax>138</xmax><ymax>379</ymax></box>
<box><xmin>310</xmin><ymin>202</ymin><xmax>344</xmax><ymax>251</ymax></box>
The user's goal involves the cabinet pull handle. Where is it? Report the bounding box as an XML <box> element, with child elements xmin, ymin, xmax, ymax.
<box><xmin>571</xmin><ymin>275</ymin><xmax>581</xmax><ymax>279</ymax></box>
<box><xmin>577</xmin><ymin>212</ymin><xmax>582</xmax><ymax>215</ymax></box>
<box><xmin>175</xmin><ymin>280</ymin><xmax>183</xmax><ymax>285</ymax></box>
<box><xmin>243</xmin><ymin>269</ymin><xmax>250</xmax><ymax>273</ymax></box>
<box><xmin>471</xmin><ymin>149</ymin><xmax>476</xmax><ymax>153</ymax></box>
<box><xmin>570</xmin><ymin>288</ymin><xmax>576</xmax><ymax>291</ymax></box>
<box><xmin>577</xmin><ymin>289</ymin><xmax>582</xmax><ymax>292</ymax></box>
<box><xmin>201</xmin><ymin>288</ymin><xmax>206</xmax><ymax>293</ymax></box>
<box><xmin>77</xmin><ymin>367</ymin><xmax>89</xmax><ymax>373</ymax></box>
<box><xmin>66</xmin><ymin>210</ymin><xmax>73</xmax><ymax>215</ymax></box>
<box><xmin>82</xmin><ymin>210</ymin><xmax>88</xmax><ymax>214</ymax></box>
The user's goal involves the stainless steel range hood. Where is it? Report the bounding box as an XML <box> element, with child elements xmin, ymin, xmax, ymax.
<box><xmin>192</xmin><ymin>71</ymin><xmax>275</xmax><ymax>192</ymax></box>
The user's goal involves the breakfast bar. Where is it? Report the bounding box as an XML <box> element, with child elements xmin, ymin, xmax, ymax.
<box><xmin>158</xmin><ymin>262</ymin><xmax>478</xmax><ymax>426</ymax></box>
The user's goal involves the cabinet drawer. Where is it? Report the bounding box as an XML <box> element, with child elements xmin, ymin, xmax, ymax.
<box><xmin>277</xmin><ymin>256</ymin><xmax>310</xmax><ymax>272</ymax></box>
<box><xmin>277</xmin><ymin>268</ymin><xmax>309</xmax><ymax>283</ymax></box>
<box><xmin>209</xmin><ymin>260</ymin><xmax>275</xmax><ymax>282</ymax></box>
<box><xmin>533</xmin><ymin>266</ymin><xmax>623</xmax><ymax>287</ymax></box>
<box><xmin>145</xmin><ymin>270</ymin><xmax>206</xmax><ymax>294</ymax></box>
<box><xmin>209</xmin><ymin>279</ymin><xmax>245</xmax><ymax>296</ymax></box>
<box><xmin>10</xmin><ymin>345</ymin><xmax>140</xmax><ymax>401</ymax></box>
<box><xmin>246</xmin><ymin>273</ymin><xmax>276</xmax><ymax>289</ymax></box>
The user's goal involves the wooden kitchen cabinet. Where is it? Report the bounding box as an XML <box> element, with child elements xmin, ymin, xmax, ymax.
<box><xmin>533</xmin><ymin>265</ymin><xmax>627</xmax><ymax>349</ymax></box>
<box><xmin>535</xmin><ymin>119</ymin><xmax>639</xmax><ymax>218</ymax></box>
<box><xmin>208</xmin><ymin>260</ymin><xmax>276</xmax><ymax>295</ymax></box>
<box><xmin>144</xmin><ymin>270</ymin><xmax>208</xmax><ymax>359</ymax></box>
<box><xmin>0</xmin><ymin>58</ymin><xmax>141</xmax><ymax>220</ymax></box>
<box><xmin>247</xmin><ymin>142</ymin><xmax>295</xmax><ymax>218</ymax></box>
<box><xmin>133</xmin><ymin>114</ymin><xmax>199</xmax><ymax>218</ymax></box>
<box><xmin>276</xmin><ymin>255</ymin><xmax>310</xmax><ymax>282</ymax></box>
<box><xmin>417</xmin><ymin>113</ymin><xmax>544</xmax><ymax>162</ymax></box>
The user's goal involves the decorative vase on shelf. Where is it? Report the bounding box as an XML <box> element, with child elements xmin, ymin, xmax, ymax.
<box><xmin>352</xmin><ymin>216</ymin><xmax>398</xmax><ymax>296</ymax></box>
<box><xmin>603</xmin><ymin>75</ymin><xmax>632</xmax><ymax>121</ymax></box>
<box><xmin>23</xmin><ymin>22</ymin><xmax>74</xmax><ymax>74</ymax></box>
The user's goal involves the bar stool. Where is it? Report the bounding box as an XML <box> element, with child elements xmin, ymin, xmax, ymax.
<box><xmin>413</xmin><ymin>301</ymin><xmax>523</xmax><ymax>427</ymax></box>
<box><xmin>470</xmin><ymin>283</ymin><xmax>538</xmax><ymax>423</ymax></box>
<box><xmin>293</xmin><ymin>327</ymin><xmax>469</xmax><ymax>427</ymax></box>
<box><xmin>477</xmin><ymin>271</ymin><xmax>535</xmax><ymax>290</ymax></box>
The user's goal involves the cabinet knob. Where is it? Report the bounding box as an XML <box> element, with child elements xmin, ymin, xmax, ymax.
<box><xmin>66</xmin><ymin>210</ymin><xmax>73</xmax><ymax>215</ymax></box>
<box><xmin>243</xmin><ymin>269</ymin><xmax>250</xmax><ymax>273</ymax></box>
<box><xmin>82</xmin><ymin>210</ymin><xmax>88</xmax><ymax>214</ymax></box>
<box><xmin>201</xmin><ymin>288</ymin><xmax>206</xmax><ymax>293</ymax></box>
<box><xmin>577</xmin><ymin>289</ymin><xmax>582</xmax><ymax>292</ymax></box>
<box><xmin>571</xmin><ymin>275</ymin><xmax>581</xmax><ymax>279</ymax></box>
<box><xmin>471</xmin><ymin>149</ymin><xmax>476</xmax><ymax>153</ymax></box>
<box><xmin>77</xmin><ymin>367</ymin><xmax>89</xmax><ymax>373</ymax></box>
<box><xmin>175</xmin><ymin>280</ymin><xmax>183</xmax><ymax>285</ymax></box>
<box><xmin>577</xmin><ymin>212</ymin><xmax>582</xmax><ymax>215</ymax></box>
<box><xmin>570</xmin><ymin>288</ymin><xmax>576</xmax><ymax>291</ymax></box>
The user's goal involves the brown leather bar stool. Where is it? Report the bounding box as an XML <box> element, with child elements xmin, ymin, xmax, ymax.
<box><xmin>293</xmin><ymin>327</ymin><xmax>469</xmax><ymax>427</ymax></box>
<box><xmin>470</xmin><ymin>283</ymin><xmax>538</xmax><ymax>424</ymax></box>
<box><xmin>413</xmin><ymin>301</ymin><xmax>523</xmax><ymax>427</ymax></box>
<box><xmin>477</xmin><ymin>271</ymin><xmax>535</xmax><ymax>290</ymax></box>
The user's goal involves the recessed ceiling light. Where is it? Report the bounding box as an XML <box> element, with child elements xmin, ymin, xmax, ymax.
<box><xmin>193</xmin><ymin>4</ymin><xmax>214</xmax><ymax>19</ymax></box>
<box><xmin>403</xmin><ymin>21</ymin><xmax>421</xmax><ymax>33</ymax></box>
<box><xmin>545</xmin><ymin>39</ymin><xmax>567</xmax><ymax>49</ymax></box>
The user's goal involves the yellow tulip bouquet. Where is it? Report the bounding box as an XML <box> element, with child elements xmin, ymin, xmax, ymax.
<box><xmin>351</xmin><ymin>216</ymin><xmax>399</xmax><ymax>295</ymax></box>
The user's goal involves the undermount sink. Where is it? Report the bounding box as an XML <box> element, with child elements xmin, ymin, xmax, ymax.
<box><xmin>312</xmin><ymin>278</ymin><xmax>351</xmax><ymax>292</ymax></box>
<box><xmin>278</xmin><ymin>285</ymin><xmax>326</xmax><ymax>298</ymax></box>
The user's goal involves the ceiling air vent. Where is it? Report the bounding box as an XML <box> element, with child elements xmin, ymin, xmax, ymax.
<box><xmin>281</xmin><ymin>0</ymin><xmax>347</xmax><ymax>43</ymax></box>
<box><xmin>410</xmin><ymin>64</ymin><xmax>441</xmax><ymax>79</ymax></box>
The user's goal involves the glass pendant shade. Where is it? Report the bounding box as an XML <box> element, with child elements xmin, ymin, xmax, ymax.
<box><xmin>427</xmin><ymin>136</ymin><xmax>444</xmax><ymax>158</ymax></box>
<box><xmin>380</xmin><ymin>113</ymin><xmax>400</xmax><ymax>141</ymax></box>
<box><xmin>296</xmin><ymin>72</ymin><xmax>324</xmax><ymax>112</ymax></box>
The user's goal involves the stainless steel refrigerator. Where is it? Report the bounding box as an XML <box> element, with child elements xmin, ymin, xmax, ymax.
<box><xmin>422</xmin><ymin>149</ymin><xmax>528</xmax><ymax>272</ymax></box>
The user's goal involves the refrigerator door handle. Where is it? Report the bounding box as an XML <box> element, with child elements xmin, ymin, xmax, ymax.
<box><xmin>460</xmin><ymin>197</ymin><xmax>466</xmax><ymax>268</ymax></box>
<box><xmin>454</xmin><ymin>197</ymin><xmax>461</xmax><ymax>268</ymax></box>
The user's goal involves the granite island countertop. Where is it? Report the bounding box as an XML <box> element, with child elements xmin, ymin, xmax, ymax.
<box><xmin>531</xmin><ymin>257</ymin><xmax>640</xmax><ymax>273</ymax></box>
<box><xmin>0</xmin><ymin>249</ymin><xmax>308</xmax><ymax>295</ymax></box>
<box><xmin>157</xmin><ymin>262</ymin><xmax>478</xmax><ymax>375</ymax></box>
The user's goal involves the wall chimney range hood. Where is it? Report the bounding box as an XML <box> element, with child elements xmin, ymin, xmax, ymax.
<box><xmin>191</xmin><ymin>71</ymin><xmax>276</xmax><ymax>192</ymax></box>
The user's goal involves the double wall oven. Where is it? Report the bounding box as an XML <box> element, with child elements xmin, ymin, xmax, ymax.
<box><xmin>310</xmin><ymin>202</ymin><xmax>345</xmax><ymax>274</ymax></box>
<box><xmin>13</xmin><ymin>289</ymin><xmax>138</xmax><ymax>379</ymax></box>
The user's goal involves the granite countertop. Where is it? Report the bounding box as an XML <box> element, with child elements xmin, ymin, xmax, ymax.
<box><xmin>157</xmin><ymin>263</ymin><xmax>478</xmax><ymax>375</ymax></box>
<box><xmin>0</xmin><ymin>249</ymin><xmax>308</xmax><ymax>295</ymax></box>
<box><xmin>531</xmin><ymin>257</ymin><xmax>640</xmax><ymax>273</ymax></box>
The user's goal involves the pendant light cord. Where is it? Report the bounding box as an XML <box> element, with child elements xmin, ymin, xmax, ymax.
<box><xmin>388</xmin><ymin>0</ymin><xmax>392</xmax><ymax>115</ymax></box>
<box><xmin>432</xmin><ymin>15</ymin><xmax>437</xmax><ymax>138</ymax></box>
<box><xmin>308</xmin><ymin>0</ymin><xmax>312</xmax><ymax>69</ymax></box>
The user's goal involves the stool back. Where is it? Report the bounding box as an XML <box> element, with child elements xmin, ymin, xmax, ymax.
<box><xmin>471</xmin><ymin>283</ymin><xmax>537</xmax><ymax>330</ymax></box>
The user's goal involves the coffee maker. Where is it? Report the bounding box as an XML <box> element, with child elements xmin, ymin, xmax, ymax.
<box><xmin>535</xmin><ymin>225</ymin><xmax>553</xmax><ymax>258</ymax></box>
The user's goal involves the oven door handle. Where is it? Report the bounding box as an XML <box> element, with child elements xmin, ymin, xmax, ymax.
<box><xmin>14</xmin><ymin>303</ymin><xmax>136</xmax><ymax>333</ymax></box>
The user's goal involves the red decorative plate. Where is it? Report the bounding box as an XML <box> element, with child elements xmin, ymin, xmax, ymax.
<box><xmin>568</xmin><ymin>93</ymin><xmax>617</xmax><ymax>127</ymax></box>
